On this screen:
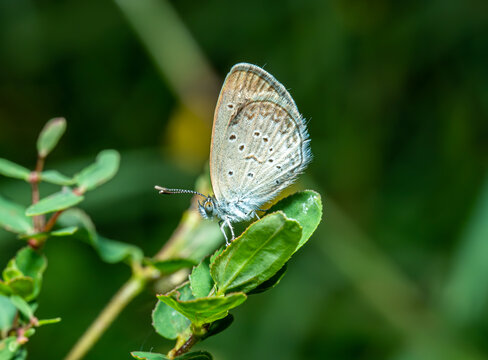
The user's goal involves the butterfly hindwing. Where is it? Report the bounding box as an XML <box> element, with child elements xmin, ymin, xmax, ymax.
<box><xmin>210</xmin><ymin>64</ymin><xmax>310</xmax><ymax>209</ymax></box>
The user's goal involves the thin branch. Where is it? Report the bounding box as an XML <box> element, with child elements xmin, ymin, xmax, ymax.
<box><xmin>43</xmin><ymin>210</ymin><xmax>64</xmax><ymax>232</ymax></box>
<box><xmin>30</xmin><ymin>155</ymin><xmax>45</xmax><ymax>232</ymax></box>
<box><xmin>64</xmin><ymin>183</ymin><xmax>211</xmax><ymax>360</ymax></box>
<box><xmin>64</xmin><ymin>276</ymin><xmax>147</xmax><ymax>360</ymax></box>
<box><xmin>170</xmin><ymin>334</ymin><xmax>198</xmax><ymax>358</ymax></box>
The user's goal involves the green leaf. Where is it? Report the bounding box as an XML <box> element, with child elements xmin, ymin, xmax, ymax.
<box><xmin>131</xmin><ymin>351</ymin><xmax>213</xmax><ymax>360</ymax></box>
<box><xmin>247</xmin><ymin>263</ymin><xmax>288</xmax><ymax>295</ymax></box>
<box><xmin>152</xmin><ymin>300</ymin><xmax>191</xmax><ymax>340</ymax></box>
<box><xmin>6</xmin><ymin>277</ymin><xmax>34</xmax><ymax>299</ymax></box>
<box><xmin>0</xmin><ymin>282</ymin><xmax>12</xmax><ymax>296</ymax></box>
<box><xmin>0</xmin><ymin>295</ymin><xmax>16</xmax><ymax>332</ymax></box>
<box><xmin>36</xmin><ymin>117</ymin><xmax>66</xmax><ymax>158</ymax></box>
<box><xmin>0</xmin><ymin>158</ymin><xmax>30</xmax><ymax>181</ymax></box>
<box><xmin>13</xmin><ymin>348</ymin><xmax>27</xmax><ymax>360</ymax></box>
<box><xmin>57</xmin><ymin>209</ymin><xmax>143</xmax><ymax>264</ymax></box>
<box><xmin>74</xmin><ymin>150</ymin><xmax>120</xmax><ymax>191</ymax></box>
<box><xmin>26</xmin><ymin>190</ymin><xmax>84</xmax><ymax>216</ymax></box>
<box><xmin>37</xmin><ymin>317</ymin><xmax>61</xmax><ymax>326</ymax></box>
<box><xmin>0</xmin><ymin>337</ymin><xmax>19</xmax><ymax>360</ymax></box>
<box><xmin>97</xmin><ymin>236</ymin><xmax>143</xmax><ymax>264</ymax></box>
<box><xmin>40</xmin><ymin>170</ymin><xmax>74</xmax><ymax>185</ymax></box>
<box><xmin>9</xmin><ymin>295</ymin><xmax>33</xmax><ymax>319</ymax></box>
<box><xmin>2</xmin><ymin>259</ymin><xmax>22</xmax><ymax>282</ymax></box>
<box><xmin>190</xmin><ymin>257</ymin><xmax>213</xmax><ymax>298</ymax></box>
<box><xmin>24</xmin><ymin>328</ymin><xmax>35</xmax><ymax>337</ymax></box>
<box><xmin>210</xmin><ymin>212</ymin><xmax>301</xmax><ymax>294</ymax></box>
<box><xmin>15</xmin><ymin>247</ymin><xmax>47</xmax><ymax>280</ymax></box>
<box><xmin>144</xmin><ymin>258</ymin><xmax>197</xmax><ymax>275</ymax></box>
<box><xmin>50</xmin><ymin>226</ymin><xmax>78</xmax><ymax>236</ymax></box>
<box><xmin>1</xmin><ymin>247</ymin><xmax>46</xmax><ymax>301</ymax></box>
<box><xmin>268</xmin><ymin>190</ymin><xmax>322</xmax><ymax>252</ymax></box>
<box><xmin>209</xmin><ymin>248</ymin><xmax>223</xmax><ymax>265</ymax></box>
<box><xmin>0</xmin><ymin>197</ymin><xmax>33</xmax><ymax>234</ymax></box>
<box><xmin>157</xmin><ymin>291</ymin><xmax>246</xmax><ymax>327</ymax></box>
<box><xmin>131</xmin><ymin>352</ymin><xmax>167</xmax><ymax>360</ymax></box>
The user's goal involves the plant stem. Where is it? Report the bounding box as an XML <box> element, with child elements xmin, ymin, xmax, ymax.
<box><xmin>31</xmin><ymin>155</ymin><xmax>45</xmax><ymax>232</ymax></box>
<box><xmin>43</xmin><ymin>210</ymin><xmax>63</xmax><ymax>232</ymax></box>
<box><xmin>65</xmin><ymin>187</ymin><xmax>213</xmax><ymax>359</ymax></box>
<box><xmin>170</xmin><ymin>334</ymin><xmax>198</xmax><ymax>358</ymax></box>
<box><xmin>64</xmin><ymin>276</ymin><xmax>146</xmax><ymax>360</ymax></box>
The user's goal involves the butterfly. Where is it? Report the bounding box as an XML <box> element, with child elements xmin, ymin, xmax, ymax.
<box><xmin>156</xmin><ymin>63</ymin><xmax>311</xmax><ymax>244</ymax></box>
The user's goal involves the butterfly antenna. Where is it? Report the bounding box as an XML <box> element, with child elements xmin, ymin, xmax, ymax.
<box><xmin>154</xmin><ymin>186</ymin><xmax>207</xmax><ymax>199</ymax></box>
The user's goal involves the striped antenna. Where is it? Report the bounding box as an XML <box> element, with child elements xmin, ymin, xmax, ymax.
<box><xmin>154</xmin><ymin>185</ymin><xmax>207</xmax><ymax>199</ymax></box>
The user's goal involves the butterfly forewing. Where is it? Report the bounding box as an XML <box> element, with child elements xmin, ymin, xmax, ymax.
<box><xmin>210</xmin><ymin>63</ymin><xmax>310</xmax><ymax>210</ymax></box>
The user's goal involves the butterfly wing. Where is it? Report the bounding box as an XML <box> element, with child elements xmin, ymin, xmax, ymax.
<box><xmin>210</xmin><ymin>63</ymin><xmax>311</xmax><ymax>212</ymax></box>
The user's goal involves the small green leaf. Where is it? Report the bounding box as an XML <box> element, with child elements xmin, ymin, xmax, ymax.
<box><xmin>131</xmin><ymin>351</ymin><xmax>213</xmax><ymax>360</ymax></box>
<box><xmin>50</xmin><ymin>226</ymin><xmax>78</xmax><ymax>236</ymax></box>
<box><xmin>40</xmin><ymin>170</ymin><xmax>74</xmax><ymax>185</ymax></box>
<box><xmin>97</xmin><ymin>236</ymin><xmax>143</xmax><ymax>264</ymax></box>
<box><xmin>57</xmin><ymin>209</ymin><xmax>143</xmax><ymax>265</ymax></box>
<box><xmin>37</xmin><ymin>317</ymin><xmax>61</xmax><ymax>326</ymax></box>
<box><xmin>0</xmin><ymin>158</ymin><xmax>30</xmax><ymax>180</ymax></box>
<box><xmin>131</xmin><ymin>352</ymin><xmax>168</xmax><ymax>360</ymax></box>
<box><xmin>145</xmin><ymin>258</ymin><xmax>197</xmax><ymax>275</ymax></box>
<box><xmin>74</xmin><ymin>150</ymin><xmax>120</xmax><ymax>191</ymax></box>
<box><xmin>157</xmin><ymin>291</ymin><xmax>246</xmax><ymax>327</ymax></box>
<box><xmin>190</xmin><ymin>257</ymin><xmax>213</xmax><ymax>298</ymax></box>
<box><xmin>36</xmin><ymin>117</ymin><xmax>66</xmax><ymax>158</ymax></box>
<box><xmin>247</xmin><ymin>263</ymin><xmax>288</xmax><ymax>295</ymax></box>
<box><xmin>24</xmin><ymin>328</ymin><xmax>35</xmax><ymax>337</ymax></box>
<box><xmin>9</xmin><ymin>295</ymin><xmax>33</xmax><ymax>319</ymax></box>
<box><xmin>0</xmin><ymin>295</ymin><xmax>16</xmax><ymax>332</ymax></box>
<box><xmin>0</xmin><ymin>196</ymin><xmax>33</xmax><ymax>234</ymax></box>
<box><xmin>0</xmin><ymin>282</ymin><xmax>12</xmax><ymax>296</ymax></box>
<box><xmin>152</xmin><ymin>300</ymin><xmax>191</xmax><ymax>340</ymax></box>
<box><xmin>2</xmin><ymin>247</ymin><xmax>46</xmax><ymax>301</ymax></box>
<box><xmin>210</xmin><ymin>212</ymin><xmax>301</xmax><ymax>294</ymax></box>
<box><xmin>2</xmin><ymin>259</ymin><xmax>22</xmax><ymax>282</ymax></box>
<box><xmin>15</xmin><ymin>247</ymin><xmax>47</xmax><ymax>280</ymax></box>
<box><xmin>268</xmin><ymin>190</ymin><xmax>322</xmax><ymax>251</ymax></box>
<box><xmin>0</xmin><ymin>336</ymin><xmax>19</xmax><ymax>360</ymax></box>
<box><xmin>26</xmin><ymin>190</ymin><xmax>84</xmax><ymax>216</ymax></box>
<box><xmin>7</xmin><ymin>277</ymin><xmax>34</xmax><ymax>300</ymax></box>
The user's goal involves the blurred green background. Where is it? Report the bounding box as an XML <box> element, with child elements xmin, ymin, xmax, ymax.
<box><xmin>1</xmin><ymin>0</ymin><xmax>487</xmax><ymax>359</ymax></box>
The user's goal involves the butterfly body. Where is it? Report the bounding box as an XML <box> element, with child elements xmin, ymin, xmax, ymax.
<box><xmin>157</xmin><ymin>63</ymin><xmax>311</xmax><ymax>244</ymax></box>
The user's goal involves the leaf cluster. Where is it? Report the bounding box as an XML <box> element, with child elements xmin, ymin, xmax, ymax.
<box><xmin>137</xmin><ymin>191</ymin><xmax>322</xmax><ymax>359</ymax></box>
<box><xmin>0</xmin><ymin>118</ymin><xmax>131</xmax><ymax>359</ymax></box>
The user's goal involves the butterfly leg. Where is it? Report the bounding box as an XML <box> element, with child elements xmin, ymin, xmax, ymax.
<box><xmin>226</xmin><ymin>219</ymin><xmax>235</xmax><ymax>242</ymax></box>
<box><xmin>248</xmin><ymin>210</ymin><xmax>261</xmax><ymax>220</ymax></box>
<box><xmin>219</xmin><ymin>220</ymin><xmax>230</xmax><ymax>246</ymax></box>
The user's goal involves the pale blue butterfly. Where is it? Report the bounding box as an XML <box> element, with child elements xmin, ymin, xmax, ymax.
<box><xmin>156</xmin><ymin>63</ymin><xmax>311</xmax><ymax>244</ymax></box>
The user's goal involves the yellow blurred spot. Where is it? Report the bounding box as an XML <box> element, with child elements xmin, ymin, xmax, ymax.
<box><xmin>165</xmin><ymin>103</ymin><xmax>212</xmax><ymax>171</ymax></box>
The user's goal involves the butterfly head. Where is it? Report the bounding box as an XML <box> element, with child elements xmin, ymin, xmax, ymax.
<box><xmin>198</xmin><ymin>196</ymin><xmax>217</xmax><ymax>219</ymax></box>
